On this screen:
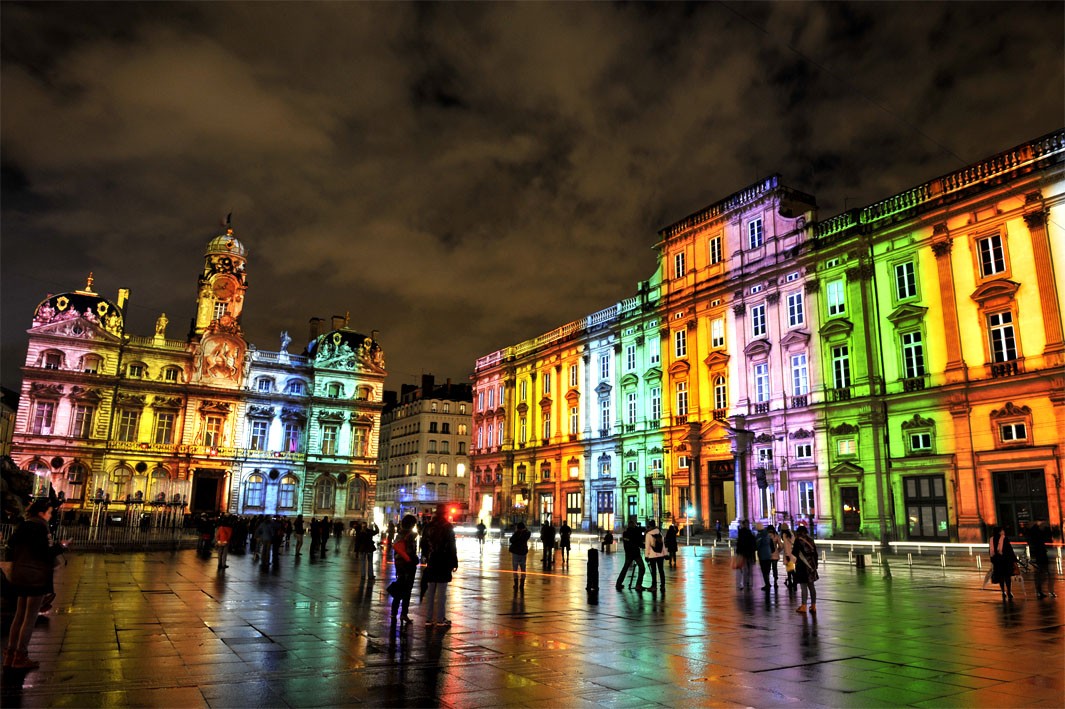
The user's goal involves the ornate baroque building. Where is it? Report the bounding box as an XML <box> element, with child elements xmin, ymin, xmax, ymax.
<box><xmin>471</xmin><ymin>130</ymin><xmax>1065</xmax><ymax>542</ymax></box>
<box><xmin>10</xmin><ymin>225</ymin><xmax>387</xmax><ymax>523</ymax></box>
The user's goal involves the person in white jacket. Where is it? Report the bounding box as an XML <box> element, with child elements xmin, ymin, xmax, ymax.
<box><xmin>644</xmin><ymin>519</ymin><xmax>668</xmax><ymax>593</ymax></box>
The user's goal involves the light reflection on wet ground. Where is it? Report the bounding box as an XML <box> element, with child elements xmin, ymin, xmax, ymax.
<box><xmin>2</xmin><ymin>538</ymin><xmax>1062</xmax><ymax>707</ymax></box>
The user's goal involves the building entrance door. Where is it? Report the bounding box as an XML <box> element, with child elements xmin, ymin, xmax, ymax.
<box><xmin>994</xmin><ymin>469</ymin><xmax>1048</xmax><ymax>537</ymax></box>
<box><xmin>840</xmin><ymin>486</ymin><xmax>861</xmax><ymax>533</ymax></box>
<box><xmin>192</xmin><ymin>470</ymin><xmax>222</xmax><ymax>513</ymax></box>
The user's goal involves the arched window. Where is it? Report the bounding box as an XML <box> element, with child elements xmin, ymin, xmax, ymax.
<box><xmin>714</xmin><ymin>376</ymin><xmax>728</xmax><ymax>411</ymax></box>
<box><xmin>112</xmin><ymin>466</ymin><xmax>133</xmax><ymax>500</ymax></box>
<box><xmin>80</xmin><ymin>354</ymin><xmax>103</xmax><ymax>374</ymax></box>
<box><xmin>325</xmin><ymin>382</ymin><xmax>343</xmax><ymax>399</ymax></box>
<box><xmin>162</xmin><ymin>366</ymin><xmax>182</xmax><ymax>383</ymax></box>
<box><xmin>347</xmin><ymin>478</ymin><xmax>367</xmax><ymax>511</ymax></box>
<box><xmin>26</xmin><ymin>460</ymin><xmax>51</xmax><ymax>498</ymax></box>
<box><xmin>149</xmin><ymin>467</ymin><xmax>170</xmax><ymax>503</ymax></box>
<box><xmin>64</xmin><ymin>462</ymin><xmax>88</xmax><ymax>501</ymax></box>
<box><xmin>245</xmin><ymin>473</ymin><xmax>265</xmax><ymax>508</ymax></box>
<box><xmin>278</xmin><ymin>475</ymin><xmax>298</xmax><ymax>509</ymax></box>
<box><xmin>314</xmin><ymin>475</ymin><xmax>336</xmax><ymax>509</ymax></box>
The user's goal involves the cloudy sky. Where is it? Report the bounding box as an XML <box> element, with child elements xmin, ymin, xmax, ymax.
<box><xmin>2</xmin><ymin>2</ymin><xmax>1062</xmax><ymax>393</ymax></box>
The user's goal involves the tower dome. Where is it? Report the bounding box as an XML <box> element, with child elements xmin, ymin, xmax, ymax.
<box><xmin>205</xmin><ymin>232</ymin><xmax>246</xmax><ymax>258</ymax></box>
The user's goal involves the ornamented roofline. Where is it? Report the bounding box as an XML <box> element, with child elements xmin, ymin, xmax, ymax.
<box><xmin>657</xmin><ymin>175</ymin><xmax>815</xmax><ymax>240</ymax></box>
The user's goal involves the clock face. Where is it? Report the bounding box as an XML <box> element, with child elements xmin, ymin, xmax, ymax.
<box><xmin>212</xmin><ymin>278</ymin><xmax>236</xmax><ymax>300</ymax></box>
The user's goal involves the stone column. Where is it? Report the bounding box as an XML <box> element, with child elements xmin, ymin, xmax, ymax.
<box><xmin>1023</xmin><ymin>195</ymin><xmax>1065</xmax><ymax>367</ymax></box>
<box><xmin>930</xmin><ymin>225</ymin><xmax>967</xmax><ymax>384</ymax></box>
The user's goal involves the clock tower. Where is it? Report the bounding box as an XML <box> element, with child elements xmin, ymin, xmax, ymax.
<box><xmin>193</xmin><ymin>219</ymin><xmax>248</xmax><ymax>339</ymax></box>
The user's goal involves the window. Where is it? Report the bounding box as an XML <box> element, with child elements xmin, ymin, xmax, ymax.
<box><xmin>600</xmin><ymin>400</ymin><xmax>610</xmax><ymax>433</ymax></box>
<box><xmin>163</xmin><ymin>367</ymin><xmax>180</xmax><ymax>382</ymax></box>
<box><xmin>487</xmin><ymin>388</ymin><xmax>494</xmax><ymax>409</ymax></box>
<box><xmin>599</xmin><ymin>458</ymin><xmax>611</xmax><ymax>478</ymax></box>
<box><xmin>627</xmin><ymin>392</ymin><xmax>638</xmax><ymax>424</ymax></box>
<box><xmin>427</xmin><ymin>462</ymin><xmax>437</xmax><ymax>476</ymax></box>
<box><xmin>43</xmin><ymin>352</ymin><xmax>62</xmax><ymax>370</ymax></box>
<box><xmin>498</xmin><ymin>384</ymin><xmax>504</xmax><ymax>407</ymax></box>
<box><xmin>441</xmin><ymin>440</ymin><xmax>450</xmax><ymax>453</ymax></box>
<box><xmin>677</xmin><ymin>455</ymin><xmax>690</xmax><ymax>469</ymax></box>
<box><xmin>459</xmin><ymin>404</ymin><xmax>467</xmax><ymax>415</ymax></box>
<box><xmin>326</xmin><ymin>382</ymin><xmax>342</xmax><ymax>398</ymax></box>
<box><xmin>673</xmin><ymin>252</ymin><xmax>686</xmax><ymax>279</ymax></box>
<box><xmin>429</xmin><ymin>421</ymin><xmax>438</xmax><ymax>433</ymax></box>
<box><xmin>71</xmin><ymin>404</ymin><xmax>95</xmax><ymax>439</ymax></box>
<box><xmin>1000</xmin><ymin>422</ymin><xmax>1027</xmax><ymax>443</ymax></box>
<box><xmin>826</xmin><ymin>280</ymin><xmax>846</xmax><ymax>316</ymax></box>
<box><xmin>543</xmin><ymin>373</ymin><xmax>552</xmax><ymax>395</ymax></box>
<box><xmin>213</xmin><ymin>301</ymin><xmax>227</xmax><ymax>321</ymax></box>
<box><xmin>751</xmin><ymin>303</ymin><xmax>767</xmax><ymax>338</ymax></box>
<box><xmin>497</xmin><ymin>424</ymin><xmax>503</xmax><ymax>446</ymax></box>
<box><xmin>651</xmin><ymin>458</ymin><xmax>663</xmax><ymax>476</ymax></box>
<box><xmin>153</xmin><ymin>412</ymin><xmax>175</xmax><ymax>445</ymax></box>
<box><xmin>477</xmin><ymin>391</ymin><xmax>485</xmax><ymax>410</ymax></box>
<box><xmin>82</xmin><ymin>354</ymin><xmax>102</xmax><ymax>373</ymax></box>
<box><xmin>977</xmin><ymin>234</ymin><xmax>1006</xmax><ymax>277</ymax></box>
<box><xmin>476</xmin><ymin>426</ymin><xmax>484</xmax><ymax>449</ymax></box>
<box><xmin>487</xmin><ymin>424</ymin><xmax>495</xmax><ymax>447</ymax></box>
<box><xmin>714</xmin><ymin>376</ymin><xmax>727</xmax><ymax>410</ymax></box>
<box><xmin>650</xmin><ymin>387</ymin><xmax>661</xmax><ymax>421</ymax></box>
<box><xmin>278</xmin><ymin>476</ymin><xmax>297</xmax><ymax>509</ymax></box>
<box><xmin>904</xmin><ymin>475</ymin><xmax>949</xmax><ymax>539</ymax></box>
<box><xmin>116</xmin><ymin>409</ymin><xmax>140</xmax><ymax>442</ymax></box>
<box><xmin>314</xmin><ymin>476</ymin><xmax>336</xmax><ymax>509</ymax></box>
<box><xmin>894</xmin><ymin>261</ymin><xmax>917</xmax><ymax>300</ymax></box>
<box><xmin>649</xmin><ymin>336</ymin><xmax>660</xmax><ymax>365</ymax></box>
<box><xmin>790</xmin><ymin>353</ymin><xmax>809</xmax><ymax>396</ymax></box>
<box><xmin>542</xmin><ymin>412</ymin><xmax>551</xmax><ymax>440</ymax></box>
<box><xmin>798</xmin><ymin>481</ymin><xmax>815</xmax><ymax>515</ymax></box>
<box><xmin>519</xmin><ymin>417</ymin><xmax>527</xmax><ymax>444</ymax></box>
<box><xmin>747</xmin><ymin>218</ymin><xmax>764</xmax><ymax>249</ymax></box>
<box><xmin>600</xmin><ymin>354</ymin><xmax>610</xmax><ymax>380</ymax></box>
<box><xmin>519</xmin><ymin>380</ymin><xmax>528</xmax><ymax>401</ymax></box>
<box><xmin>457</xmin><ymin>442</ymin><xmax>466</xmax><ymax>455</ymax></box>
<box><xmin>627</xmin><ymin>460</ymin><xmax>638</xmax><ymax>476</ymax></box>
<box><xmin>569</xmin><ymin>406</ymin><xmax>579</xmax><ymax>435</ymax></box>
<box><xmin>128</xmin><ymin>363</ymin><xmax>144</xmax><ymax>378</ymax></box>
<box><xmin>795</xmin><ymin>443</ymin><xmax>812</xmax><ymax>460</ymax></box>
<box><xmin>443</xmin><ymin>463</ymin><xmax>451</xmax><ymax>477</ymax></box>
<box><xmin>786</xmin><ymin>291</ymin><xmax>804</xmax><ymax>327</ymax></box>
<box><xmin>286</xmin><ymin>380</ymin><xmax>306</xmax><ymax>395</ymax></box>
<box><xmin>711</xmin><ymin>318</ymin><xmax>725</xmax><ymax>348</ymax></box>
<box><xmin>625</xmin><ymin>345</ymin><xmax>636</xmax><ymax>370</ymax></box>
<box><xmin>203</xmin><ymin>415</ymin><xmax>223</xmax><ymax>447</ymax></box>
<box><xmin>988</xmin><ymin>312</ymin><xmax>1017</xmax><ymax>362</ymax></box>
<box><xmin>754</xmin><ymin>363</ymin><xmax>770</xmax><ymax>403</ymax></box>
<box><xmin>837</xmin><ymin>438</ymin><xmax>856</xmax><ymax>456</ymax></box>
<box><xmin>245</xmin><ymin>474</ymin><xmax>265</xmax><ymax>508</ymax></box>
<box><xmin>569</xmin><ymin>365</ymin><xmax>578</xmax><ymax>387</ymax></box>
<box><xmin>321</xmin><ymin>424</ymin><xmax>339</xmax><ymax>455</ymax></box>
<box><xmin>832</xmin><ymin>345</ymin><xmax>851</xmax><ymax>389</ymax></box>
<box><xmin>709</xmin><ymin>235</ymin><xmax>722</xmax><ymax>264</ymax></box>
<box><xmin>901</xmin><ymin>331</ymin><xmax>926</xmax><ymax>378</ymax></box>
<box><xmin>257</xmin><ymin>378</ymin><xmax>273</xmax><ymax>393</ymax></box>
<box><xmin>675</xmin><ymin>381</ymin><xmax>688</xmax><ymax>416</ymax></box>
<box><xmin>569</xmin><ymin>462</ymin><xmax>580</xmax><ymax>480</ymax></box>
<box><xmin>283</xmin><ymin>422</ymin><xmax>303</xmax><ymax>452</ymax></box>
<box><xmin>674</xmin><ymin>329</ymin><xmax>687</xmax><ymax>358</ymax></box>
<box><xmin>760</xmin><ymin>485</ymin><xmax>776</xmax><ymax>518</ymax></box>
<box><xmin>250</xmin><ymin>420</ymin><xmax>269</xmax><ymax>450</ymax></box>
<box><xmin>909</xmin><ymin>432</ymin><xmax>932</xmax><ymax>453</ymax></box>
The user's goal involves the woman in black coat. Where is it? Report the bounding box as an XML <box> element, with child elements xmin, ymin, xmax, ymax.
<box><xmin>4</xmin><ymin>499</ymin><xmax>68</xmax><ymax>670</ymax></box>
<box><xmin>989</xmin><ymin>525</ymin><xmax>1018</xmax><ymax>600</ymax></box>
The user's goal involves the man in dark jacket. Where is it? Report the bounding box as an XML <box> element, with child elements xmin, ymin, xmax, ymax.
<box><xmin>1027</xmin><ymin>519</ymin><xmax>1058</xmax><ymax>599</ymax></box>
<box><xmin>540</xmin><ymin>519</ymin><xmax>557</xmax><ymax>570</ymax></box>
<box><xmin>615</xmin><ymin>518</ymin><xmax>646</xmax><ymax>591</ymax></box>
<box><xmin>736</xmin><ymin>520</ymin><xmax>756</xmax><ymax>590</ymax></box>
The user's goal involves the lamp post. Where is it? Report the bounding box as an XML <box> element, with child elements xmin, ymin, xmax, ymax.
<box><xmin>685</xmin><ymin>506</ymin><xmax>693</xmax><ymax>545</ymax></box>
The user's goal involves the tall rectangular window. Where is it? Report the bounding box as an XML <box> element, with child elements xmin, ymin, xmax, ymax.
<box><xmin>542</xmin><ymin>413</ymin><xmax>551</xmax><ymax>440</ymax></box>
<box><xmin>250</xmin><ymin>420</ymin><xmax>269</xmax><ymax>450</ymax></box>
<box><xmin>988</xmin><ymin>312</ymin><xmax>1017</xmax><ymax>362</ymax></box>
<box><xmin>754</xmin><ymin>363</ymin><xmax>770</xmax><ymax>403</ymax></box>
<box><xmin>519</xmin><ymin>417</ymin><xmax>527</xmax><ymax>444</ymax></box>
<box><xmin>714</xmin><ymin>376</ymin><xmax>727</xmax><ymax>409</ymax></box>
<box><xmin>569</xmin><ymin>406</ymin><xmax>579</xmax><ymax>435</ymax></box>
<box><xmin>675</xmin><ymin>381</ymin><xmax>688</xmax><ymax>416</ymax></box>
<box><xmin>283</xmin><ymin>422</ymin><xmax>302</xmax><ymax>452</ymax></box>
<box><xmin>674</xmin><ymin>329</ymin><xmax>687</xmax><ymax>358</ymax></box>
<box><xmin>321</xmin><ymin>424</ymin><xmax>339</xmax><ymax>455</ymax></box>
<box><xmin>203</xmin><ymin>415</ymin><xmax>223</xmax><ymax>447</ymax></box>
<box><xmin>709</xmin><ymin>235</ymin><xmax>722</xmax><ymax>264</ymax></box>
<box><xmin>650</xmin><ymin>386</ymin><xmax>661</xmax><ymax>421</ymax></box>
<box><xmin>827</xmin><ymin>279</ymin><xmax>846</xmax><ymax>316</ymax></box>
<box><xmin>569</xmin><ymin>364</ymin><xmax>578</xmax><ymax>387</ymax></box>
<box><xmin>600</xmin><ymin>353</ymin><xmax>610</xmax><ymax>380</ymax></box>
<box><xmin>543</xmin><ymin>373</ymin><xmax>551</xmax><ymax>394</ymax></box>
<box><xmin>894</xmin><ymin>261</ymin><xmax>917</xmax><ymax>300</ymax></box>
<box><xmin>790</xmin><ymin>353</ymin><xmax>809</xmax><ymax>395</ymax></box>
<box><xmin>751</xmin><ymin>303</ymin><xmax>767</xmax><ymax>338</ymax></box>
<box><xmin>117</xmin><ymin>409</ymin><xmax>140</xmax><ymax>442</ymax></box>
<box><xmin>352</xmin><ymin>428</ymin><xmax>367</xmax><ymax>456</ymax></box>
<box><xmin>711</xmin><ymin>318</ymin><xmax>725</xmax><ymax>348</ymax></box>
<box><xmin>31</xmin><ymin>401</ymin><xmax>55</xmax><ymax>435</ymax></box>
<box><xmin>153</xmin><ymin>412</ymin><xmax>175</xmax><ymax>445</ymax></box>
<box><xmin>600</xmin><ymin>400</ymin><xmax>610</xmax><ymax>433</ymax></box>
<box><xmin>901</xmin><ymin>331</ymin><xmax>926</xmax><ymax>378</ymax></box>
<box><xmin>625</xmin><ymin>345</ymin><xmax>636</xmax><ymax>370</ymax></box>
<box><xmin>832</xmin><ymin>345</ymin><xmax>851</xmax><ymax>389</ymax></box>
<box><xmin>477</xmin><ymin>427</ymin><xmax>484</xmax><ymax>449</ymax></box>
<box><xmin>71</xmin><ymin>404</ymin><xmax>95</xmax><ymax>439</ymax></box>
<box><xmin>787</xmin><ymin>291</ymin><xmax>805</xmax><ymax>327</ymax></box>
<box><xmin>648</xmin><ymin>335</ymin><xmax>660</xmax><ymax>365</ymax></box>
<box><xmin>627</xmin><ymin>392</ymin><xmax>638</xmax><ymax>424</ymax></box>
<box><xmin>673</xmin><ymin>252</ymin><xmax>686</xmax><ymax>279</ymax></box>
<box><xmin>798</xmin><ymin>481</ymin><xmax>815</xmax><ymax>515</ymax></box>
<box><xmin>519</xmin><ymin>380</ymin><xmax>527</xmax><ymax>401</ymax></box>
<box><xmin>748</xmin><ymin>218</ymin><xmax>764</xmax><ymax>249</ymax></box>
<box><xmin>487</xmin><ymin>388</ymin><xmax>494</xmax><ymax>409</ymax></box>
<box><xmin>977</xmin><ymin>234</ymin><xmax>1005</xmax><ymax>277</ymax></box>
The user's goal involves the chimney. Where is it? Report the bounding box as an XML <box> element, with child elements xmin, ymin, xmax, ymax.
<box><xmin>421</xmin><ymin>374</ymin><xmax>435</xmax><ymax>397</ymax></box>
<box><xmin>331</xmin><ymin>314</ymin><xmax>345</xmax><ymax>330</ymax></box>
<box><xmin>116</xmin><ymin>288</ymin><xmax>130</xmax><ymax>312</ymax></box>
<box><xmin>309</xmin><ymin>317</ymin><xmax>323</xmax><ymax>341</ymax></box>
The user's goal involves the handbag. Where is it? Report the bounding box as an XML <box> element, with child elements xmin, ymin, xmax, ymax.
<box><xmin>730</xmin><ymin>555</ymin><xmax>744</xmax><ymax>570</ymax></box>
<box><xmin>785</xmin><ymin>560</ymin><xmax>796</xmax><ymax>572</ymax></box>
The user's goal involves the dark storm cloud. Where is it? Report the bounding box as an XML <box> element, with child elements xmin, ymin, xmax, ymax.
<box><xmin>2</xmin><ymin>1</ymin><xmax>1062</xmax><ymax>389</ymax></box>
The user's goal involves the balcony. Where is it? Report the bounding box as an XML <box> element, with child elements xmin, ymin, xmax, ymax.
<box><xmin>901</xmin><ymin>376</ymin><xmax>926</xmax><ymax>392</ymax></box>
<box><xmin>990</xmin><ymin>359</ymin><xmax>1023</xmax><ymax>378</ymax></box>
<box><xmin>624</xmin><ymin>424</ymin><xmax>636</xmax><ymax>433</ymax></box>
<box><xmin>713</xmin><ymin>408</ymin><xmax>728</xmax><ymax>421</ymax></box>
<box><xmin>832</xmin><ymin>387</ymin><xmax>852</xmax><ymax>401</ymax></box>
<box><xmin>753</xmin><ymin>403</ymin><xmax>769</xmax><ymax>415</ymax></box>
<box><xmin>647</xmin><ymin>420</ymin><xmax>660</xmax><ymax>430</ymax></box>
<box><xmin>673</xmin><ymin>415</ymin><xmax>688</xmax><ymax>426</ymax></box>
<box><xmin>790</xmin><ymin>395</ymin><xmax>808</xmax><ymax>409</ymax></box>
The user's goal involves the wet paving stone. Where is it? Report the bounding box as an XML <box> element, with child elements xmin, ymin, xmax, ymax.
<box><xmin>2</xmin><ymin>540</ymin><xmax>1063</xmax><ymax>707</ymax></box>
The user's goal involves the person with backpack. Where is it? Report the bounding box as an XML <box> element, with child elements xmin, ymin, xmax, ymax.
<box><xmin>509</xmin><ymin>521</ymin><xmax>532</xmax><ymax>590</ymax></box>
<box><xmin>794</xmin><ymin>524</ymin><xmax>819</xmax><ymax>613</ymax></box>
<box><xmin>388</xmin><ymin>515</ymin><xmax>419</xmax><ymax>625</ymax></box>
<box><xmin>643</xmin><ymin>519</ymin><xmax>667</xmax><ymax>593</ymax></box>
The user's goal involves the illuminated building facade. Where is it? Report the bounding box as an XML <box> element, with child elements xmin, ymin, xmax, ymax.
<box><xmin>375</xmin><ymin>375</ymin><xmax>472</xmax><ymax>521</ymax></box>
<box><xmin>471</xmin><ymin>131</ymin><xmax>1065</xmax><ymax>541</ymax></box>
<box><xmin>10</xmin><ymin>226</ymin><xmax>386</xmax><ymax>522</ymax></box>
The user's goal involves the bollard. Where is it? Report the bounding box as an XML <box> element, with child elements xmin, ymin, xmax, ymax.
<box><xmin>821</xmin><ymin>550</ymin><xmax>827</xmax><ymax>563</ymax></box>
<box><xmin>848</xmin><ymin>550</ymin><xmax>854</xmax><ymax>564</ymax></box>
<box><xmin>876</xmin><ymin>551</ymin><xmax>882</xmax><ymax>566</ymax></box>
<box><xmin>907</xmin><ymin>552</ymin><xmax>913</xmax><ymax>567</ymax></box>
<box><xmin>940</xmin><ymin>553</ymin><xmax>947</xmax><ymax>568</ymax></box>
<box><xmin>855</xmin><ymin>553</ymin><xmax>865</xmax><ymax>569</ymax></box>
<box><xmin>587</xmin><ymin>549</ymin><xmax>599</xmax><ymax>605</ymax></box>
<box><xmin>976</xmin><ymin>555</ymin><xmax>982</xmax><ymax>570</ymax></box>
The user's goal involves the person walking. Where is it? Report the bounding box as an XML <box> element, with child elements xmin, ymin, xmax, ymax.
<box><xmin>293</xmin><ymin>514</ymin><xmax>305</xmax><ymax>557</ymax></box>
<box><xmin>509</xmin><ymin>521</ymin><xmax>532</xmax><ymax>591</ymax></box>
<box><xmin>794</xmin><ymin>524</ymin><xmax>819</xmax><ymax>613</ymax></box>
<box><xmin>309</xmin><ymin>516</ymin><xmax>321</xmax><ymax>559</ymax></box>
<box><xmin>333</xmin><ymin>518</ymin><xmax>345</xmax><ymax>552</ymax></box>
<box><xmin>476</xmin><ymin>521</ymin><xmax>487</xmax><ymax>551</ymax></box>
<box><xmin>4</xmin><ymin>499</ymin><xmax>69</xmax><ymax>670</ymax></box>
<box><xmin>736</xmin><ymin>520</ymin><xmax>756</xmax><ymax>590</ymax></box>
<box><xmin>989</xmin><ymin>525</ymin><xmax>1018</xmax><ymax>600</ymax></box>
<box><xmin>615</xmin><ymin>518</ymin><xmax>646</xmax><ymax>591</ymax></box>
<box><xmin>1026</xmin><ymin>520</ymin><xmax>1057</xmax><ymax>599</ymax></box>
<box><xmin>423</xmin><ymin>504</ymin><xmax>458</xmax><ymax>628</ymax></box>
<box><xmin>216</xmin><ymin>515</ymin><xmax>233</xmax><ymax>570</ymax></box>
<box><xmin>256</xmin><ymin>516</ymin><xmax>276</xmax><ymax>569</ymax></box>
<box><xmin>756</xmin><ymin>523</ymin><xmax>775</xmax><ymax>590</ymax></box>
<box><xmin>319</xmin><ymin>517</ymin><xmax>331</xmax><ymax>557</ymax></box>
<box><xmin>389</xmin><ymin>515</ymin><xmax>419</xmax><ymax>626</ymax></box>
<box><xmin>643</xmin><ymin>519</ymin><xmax>667</xmax><ymax>593</ymax></box>
<box><xmin>715</xmin><ymin>520</ymin><xmax>723</xmax><ymax>543</ymax></box>
<box><xmin>539</xmin><ymin>519</ymin><xmax>557</xmax><ymax>571</ymax></box>
<box><xmin>664</xmin><ymin>523</ymin><xmax>679</xmax><ymax>568</ymax></box>
<box><xmin>558</xmin><ymin>521</ymin><xmax>572</xmax><ymax>565</ymax></box>
<box><xmin>780</xmin><ymin>523</ymin><xmax>796</xmax><ymax>589</ymax></box>
<box><xmin>359</xmin><ymin>520</ymin><xmax>379</xmax><ymax>580</ymax></box>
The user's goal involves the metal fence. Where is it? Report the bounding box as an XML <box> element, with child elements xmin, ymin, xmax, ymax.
<box><xmin>1</xmin><ymin>522</ymin><xmax>200</xmax><ymax>554</ymax></box>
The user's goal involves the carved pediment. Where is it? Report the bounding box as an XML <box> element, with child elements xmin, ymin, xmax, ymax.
<box><xmin>744</xmin><ymin>339</ymin><xmax>772</xmax><ymax>359</ymax></box>
<box><xmin>280</xmin><ymin>407</ymin><xmax>307</xmax><ymax>422</ymax></box>
<box><xmin>199</xmin><ymin>401</ymin><xmax>231</xmax><ymax>415</ymax></box>
<box><xmin>117</xmin><ymin>393</ymin><xmax>147</xmax><ymax>408</ymax></box>
<box><xmin>69</xmin><ymin>386</ymin><xmax>105</xmax><ymax>401</ymax></box>
<box><xmin>318</xmin><ymin>410</ymin><xmax>344</xmax><ymax>422</ymax></box>
<box><xmin>624</xmin><ymin>448</ymin><xmax>639</xmax><ymax>458</ymax></box>
<box><xmin>820</xmin><ymin>318</ymin><xmax>854</xmax><ymax>343</ymax></box>
<box><xmin>886</xmin><ymin>304</ymin><xmax>928</xmax><ymax>330</ymax></box>
<box><xmin>349</xmin><ymin>412</ymin><xmax>374</xmax><ymax>425</ymax></box>
<box><xmin>754</xmin><ymin>432</ymin><xmax>774</xmax><ymax>444</ymax></box>
<box><xmin>619</xmin><ymin>373</ymin><xmax>639</xmax><ymax>388</ymax></box>
<box><xmin>668</xmin><ymin>360</ymin><xmax>691</xmax><ymax>377</ymax></box>
<box><xmin>789</xmin><ymin>428</ymin><xmax>814</xmax><ymax>439</ymax></box>
<box><xmin>780</xmin><ymin>329</ymin><xmax>810</xmax><ymax>351</ymax></box>
<box><xmin>620</xmin><ymin>475</ymin><xmax>640</xmax><ymax>488</ymax></box>
<box><xmin>990</xmin><ymin>402</ymin><xmax>1031</xmax><ymax>419</ymax></box>
<box><xmin>704</xmin><ymin>350</ymin><xmax>730</xmax><ymax>370</ymax></box>
<box><xmin>829</xmin><ymin>461</ymin><xmax>865</xmax><ymax>478</ymax></box>
<box><xmin>539</xmin><ymin>396</ymin><xmax>552</xmax><ymax>409</ymax></box>
<box><xmin>152</xmin><ymin>395</ymin><xmax>184</xmax><ymax>409</ymax></box>
<box><xmin>900</xmin><ymin>413</ymin><xmax>935</xmax><ymax>429</ymax></box>
<box><xmin>516</xmin><ymin>402</ymin><xmax>529</xmax><ymax>415</ymax></box>
<box><xmin>643</xmin><ymin>366</ymin><xmax>662</xmax><ymax>383</ymax></box>
<box><xmin>31</xmin><ymin>316</ymin><xmax>122</xmax><ymax>342</ymax></box>
<box><xmin>830</xmin><ymin>422</ymin><xmax>859</xmax><ymax>435</ymax></box>
<box><xmin>247</xmin><ymin>404</ymin><xmax>275</xmax><ymax>418</ymax></box>
<box><xmin>971</xmin><ymin>279</ymin><xmax>1020</xmax><ymax>308</ymax></box>
<box><xmin>594</xmin><ymin>381</ymin><xmax>612</xmax><ymax>397</ymax></box>
<box><xmin>30</xmin><ymin>382</ymin><xmax>64</xmax><ymax>398</ymax></box>
<box><xmin>565</xmin><ymin>388</ymin><xmax>581</xmax><ymax>403</ymax></box>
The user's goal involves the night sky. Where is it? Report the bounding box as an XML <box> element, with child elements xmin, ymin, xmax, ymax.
<box><xmin>2</xmin><ymin>2</ymin><xmax>1062</xmax><ymax>393</ymax></box>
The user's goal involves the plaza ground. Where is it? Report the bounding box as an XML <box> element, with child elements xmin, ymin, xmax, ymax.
<box><xmin>1</xmin><ymin>537</ymin><xmax>1062</xmax><ymax>708</ymax></box>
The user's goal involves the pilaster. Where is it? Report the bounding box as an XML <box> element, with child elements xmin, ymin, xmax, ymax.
<box><xmin>1023</xmin><ymin>194</ymin><xmax>1065</xmax><ymax>367</ymax></box>
<box><xmin>930</xmin><ymin>224</ymin><xmax>967</xmax><ymax>383</ymax></box>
